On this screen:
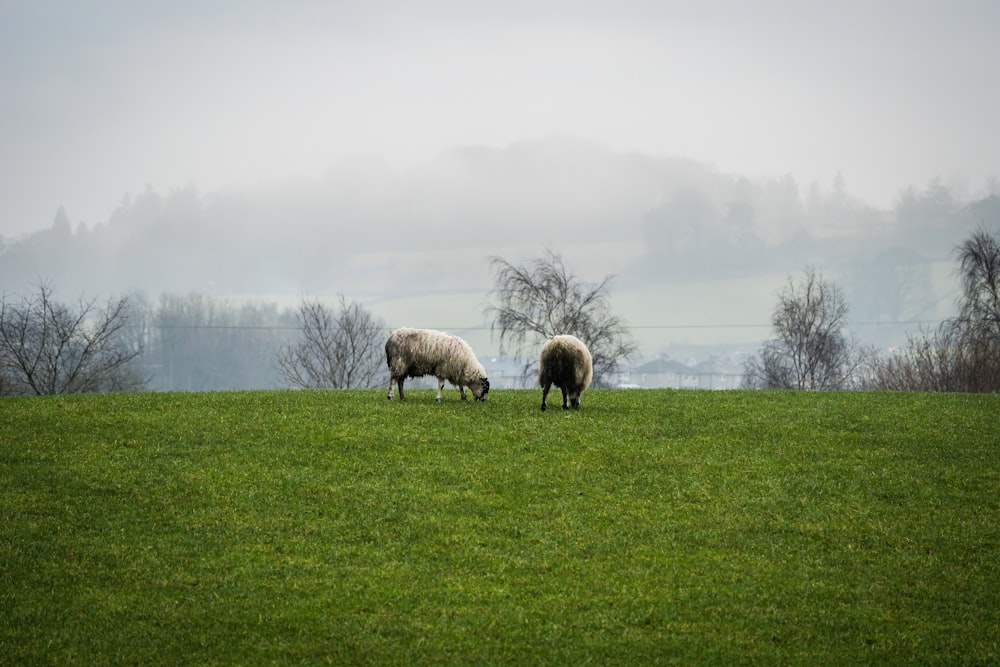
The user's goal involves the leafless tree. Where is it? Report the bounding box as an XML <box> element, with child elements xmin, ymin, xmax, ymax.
<box><xmin>276</xmin><ymin>295</ymin><xmax>386</xmax><ymax>389</ymax></box>
<box><xmin>0</xmin><ymin>282</ymin><xmax>147</xmax><ymax>395</ymax></box>
<box><xmin>954</xmin><ymin>227</ymin><xmax>1000</xmax><ymax>342</ymax></box>
<box><xmin>866</xmin><ymin>227</ymin><xmax>1000</xmax><ymax>392</ymax></box>
<box><xmin>485</xmin><ymin>249</ymin><xmax>636</xmax><ymax>386</ymax></box>
<box><xmin>864</xmin><ymin>326</ymin><xmax>974</xmax><ymax>392</ymax></box>
<box><xmin>744</xmin><ymin>268</ymin><xmax>861</xmax><ymax>390</ymax></box>
<box><xmin>949</xmin><ymin>227</ymin><xmax>1000</xmax><ymax>390</ymax></box>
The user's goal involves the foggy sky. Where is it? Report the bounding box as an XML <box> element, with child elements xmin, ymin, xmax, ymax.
<box><xmin>2</xmin><ymin>0</ymin><xmax>999</xmax><ymax>238</ymax></box>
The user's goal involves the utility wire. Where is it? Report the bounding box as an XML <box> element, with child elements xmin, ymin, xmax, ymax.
<box><xmin>129</xmin><ymin>319</ymin><xmax>942</xmax><ymax>332</ymax></box>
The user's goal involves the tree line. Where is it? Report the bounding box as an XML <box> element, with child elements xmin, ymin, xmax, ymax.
<box><xmin>743</xmin><ymin>227</ymin><xmax>1000</xmax><ymax>392</ymax></box>
<box><xmin>4</xmin><ymin>139</ymin><xmax>998</xmax><ymax>308</ymax></box>
<box><xmin>0</xmin><ymin>248</ymin><xmax>636</xmax><ymax>395</ymax></box>
<box><xmin>3</xmin><ymin>227</ymin><xmax>999</xmax><ymax>396</ymax></box>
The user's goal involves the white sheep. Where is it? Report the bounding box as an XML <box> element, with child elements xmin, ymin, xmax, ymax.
<box><xmin>539</xmin><ymin>334</ymin><xmax>593</xmax><ymax>411</ymax></box>
<box><xmin>385</xmin><ymin>328</ymin><xmax>490</xmax><ymax>402</ymax></box>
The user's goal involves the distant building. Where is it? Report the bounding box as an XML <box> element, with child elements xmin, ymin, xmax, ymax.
<box><xmin>689</xmin><ymin>356</ymin><xmax>744</xmax><ymax>389</ymax></box>
<box><xmin>630</xmin><ymin>356</ymin><xmax>743</xmax><ymax>389</ymax></box>
<box><xmin>631</xmin><ymin>358</ymin><xmax>699</xmax><ymax>389</ymax></box>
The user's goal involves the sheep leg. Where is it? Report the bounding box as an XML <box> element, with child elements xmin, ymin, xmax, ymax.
<box><xmin>388</xmin><ymin>376</ymin><xmax>406</xmax><ymax>401</ymax></box>
<box><xmin>459</xmin><ymin>385</ymin><xmax>468</xmax><ymax>400</ymax></box>
<box><xmin>436</xmin><ymin>377</ymin><xmax>445</xmax><ymax>402</ymax></box>
<box><xmin>541</xmin><ymin>382</ymin><xmax>552</xmax><ymax>411</ymax></box>
<box><xmin>561</xmin><ymin>387</ymin><xmax>570</xmax><ymax>410</ymax></box>
<box><xmin>570</xmin><ymin>392</ymin><xmax>581</xmax><ymax>409</ymax></box>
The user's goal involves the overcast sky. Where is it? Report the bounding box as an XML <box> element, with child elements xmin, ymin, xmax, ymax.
<box><xmin>2</xmin><ymin>0</ymin><xmax>998</xmax><ymax>238</ymax></box>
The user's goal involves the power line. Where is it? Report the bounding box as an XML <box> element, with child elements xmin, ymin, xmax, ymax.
<box><xmin>127</xmin><ymin>319</ymin><xmax>943</xmax><ymax>333</ymax></box>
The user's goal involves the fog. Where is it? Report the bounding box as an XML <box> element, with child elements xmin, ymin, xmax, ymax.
<box><xmin>2</xmin><ymin>1</ymin><xmax>999</xmax><ymax>379</ymax></box>
<box><xmin>4</xmin><ymin>0</ymin><xmax>999</xmax><ymax>236</ymax></box>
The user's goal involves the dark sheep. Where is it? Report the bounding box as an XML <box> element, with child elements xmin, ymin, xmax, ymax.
<box><xmin>539</xmin><ymin>334</ymin><xmax>593</xmax><ymax>410</ymax></box>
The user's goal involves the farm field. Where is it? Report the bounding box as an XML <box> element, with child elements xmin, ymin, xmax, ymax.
<box><xmin>2</xmin><ymin>388</ymin><xmax>999</xmax><ymax>665</ymax></box>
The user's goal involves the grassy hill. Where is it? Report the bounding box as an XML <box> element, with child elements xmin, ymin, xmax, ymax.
<box><xmin>2</xmin><ymin>388</ymin><xmax>998</xmax><ymax>664</ymax></box>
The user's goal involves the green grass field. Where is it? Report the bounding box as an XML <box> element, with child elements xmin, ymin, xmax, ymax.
<box><xmin>2</xmin><ymin>388</ymin><xmax>998</xmax><ymax>665</ymax></box>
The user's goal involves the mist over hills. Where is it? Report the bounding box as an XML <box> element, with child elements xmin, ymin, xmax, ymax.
<box><xmin>1</xmin><ymin>136</ymin><xmax>997</xmax><ymax>358</ymax></box>
<box><xmin>4</xmin><ymin>2</ymin><xmax>999</xmax><ymax>391</ymax></box>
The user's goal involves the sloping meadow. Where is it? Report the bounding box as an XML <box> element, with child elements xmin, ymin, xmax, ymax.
<box><xmin>2</xmin><ymin>388</ymin><xmax>998</xmax><ymax>664</ymax></box>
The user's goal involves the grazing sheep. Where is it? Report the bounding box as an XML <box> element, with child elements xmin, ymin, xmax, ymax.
<box><xmin>539</xmin><ymin>334</ymin><xmax>593</xmax><ymax>411</ymax></box>
<box><xmin>385</xmin><ymin>328</ymin><xmax>490</xmax><ymax>402</ymax></box>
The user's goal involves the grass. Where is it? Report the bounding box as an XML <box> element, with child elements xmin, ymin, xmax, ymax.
<box><xmin>2</xmin><ymin>388</ymin><xmax>999</xmax><ymax>665</ymax></box>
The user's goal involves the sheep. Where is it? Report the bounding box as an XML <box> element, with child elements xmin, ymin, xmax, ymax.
<box><xmin>385</xmin><ymin>327</ymin><xmax>490</xmax><ymax>402</ymax></box>
<box><xmin>539</xmin><ymin>334</ymin><xmax>593</xmax><ymax>411</ymax></box>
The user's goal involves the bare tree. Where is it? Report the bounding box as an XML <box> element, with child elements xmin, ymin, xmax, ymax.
<box><xmin>744</xmin><ymin>268</ymin><xmax>860</xmax><ymax>390</ymax></box>
<box><xmin>867</xmin><ymin>227</ymin><xmax>1000</xmax><ymax>392</ymax></box>
<box><xmin>864</xmin><ymin>326</ymin><xmax>974</xmax><ymax>392</ymax></box>
<box><xmin>0</xmin><ymin>282</ymin><xmax>147</xmax><ymax>395</ymax></box>
<box><xmin>276</xmin><ymin>295</ymin><xmax>386</xmax><ymax>389</ymax></box>
<box><xmin>954</xmin><ymin>227</ymin><xmax>1000</xmax><ymax>342</ymax></box>
<box><xmin>485</xmin><ymin>250</ymin><xmax>636</xmax><ymax>386</ymax></box>
<box><xmin>949</xmin><ymin>227</ymin><xmax>1000</xmax><ymax>391</ymax></box>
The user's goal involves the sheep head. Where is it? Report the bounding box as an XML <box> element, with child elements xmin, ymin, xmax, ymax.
<box><xmin>470</xmin><ymin>377</ymin><xmax>490</xmax><ymax>401</ymax></box>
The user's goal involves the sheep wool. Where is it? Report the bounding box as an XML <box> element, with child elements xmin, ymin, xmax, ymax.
<box><xmin>539</xmin><ymin>334</ymin><xmax>593</xmax><ymax>411</ymax></box>
<box><xmin>385</xmin><ymin>328</ymin><xmax>490</xmax><ymax>402</ymax></box>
